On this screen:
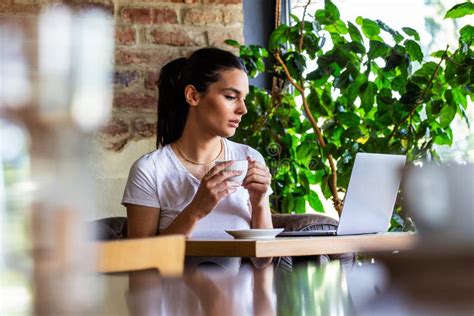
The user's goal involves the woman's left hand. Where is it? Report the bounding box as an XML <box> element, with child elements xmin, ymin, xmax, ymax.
<box><xmin>243</xmin><ymin>156</ymin><xmax>272</xmax><ymax>205</ymax></box>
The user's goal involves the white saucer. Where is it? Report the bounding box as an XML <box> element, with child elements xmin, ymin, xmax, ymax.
<box><xmin>225</xmin><ymin>228</ymin><xmax>284</xmax><ymax>239</ymax></box>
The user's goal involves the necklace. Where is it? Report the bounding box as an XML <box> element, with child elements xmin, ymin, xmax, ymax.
<box><xmin>175</xmin><ymin>138</ymin><xmax>223</xmax><ymax>165</ymax></box>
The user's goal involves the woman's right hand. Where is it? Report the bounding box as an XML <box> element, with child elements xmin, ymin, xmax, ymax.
<box><xmin>186</xmin><ymin>161</ymin><xmax>242</xmax><ymax>219</ymax></box>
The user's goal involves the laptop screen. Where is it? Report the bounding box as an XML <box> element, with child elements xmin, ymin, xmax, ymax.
<box><xmin>337</xmin><ymin>153</ymin><xmax>406</xmax><ymax>235</ymax></box>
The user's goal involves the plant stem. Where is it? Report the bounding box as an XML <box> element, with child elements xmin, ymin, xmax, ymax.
<box><xmin>274</xmin><ymin>52</ymin><xmax>343</xmax><ymax>215</ymax></box>
<box><xmin>388</xmin><ymin>45</ymin><xmax>449</xmax><ymax>142</ymax></box>
<box><xmin>298</xmin><ymin>0</ymin><xmax>311</xmax><ymax>52</ymax></box>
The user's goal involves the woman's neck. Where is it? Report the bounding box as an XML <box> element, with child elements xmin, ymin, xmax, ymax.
<box><xmin>174</xmin><ymin>132</ymin><xmax>223</xmax><ymax>164</ymax></box>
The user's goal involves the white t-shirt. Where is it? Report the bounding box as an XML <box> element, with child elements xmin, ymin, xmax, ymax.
<box><xmin>122</xmin><ymin>138</ymin><xmax>272</xmax><ymax>239</ymax></box>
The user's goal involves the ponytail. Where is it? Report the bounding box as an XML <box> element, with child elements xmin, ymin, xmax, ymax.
<box><xmin>156</xmin><ymin>48</ymin><xmax>246</xmax><ymax>148</ymax></box>
<box><xmin>156</xmin><ymin>57</ymin><xmax>188</xmax><ymax>147</ymax></box>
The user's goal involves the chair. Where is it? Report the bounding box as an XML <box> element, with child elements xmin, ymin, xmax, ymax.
<box><xmin>92</xmin><ymin>234</ymin><xmax>185</xmax><ymax>276</ymax></box>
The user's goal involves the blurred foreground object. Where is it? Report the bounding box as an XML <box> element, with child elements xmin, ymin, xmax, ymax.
<box><xmin>403</xmin><ymin>163</ymin><xmax>474</xmax><ymax>243</ymax></box>
<box><xmin>1</xmin><ymin>4</ymin><xmax>113</xmax><ymax>315</ymax></box>
<box><xmin>369</xmin><ymin>163</ymin><xmax>474</xmax><ymax>315</ymax></box>
<box><xmin>93</xmin><ymin>235</ymin><xmax>185</xmax><ymax>275</ymax></box>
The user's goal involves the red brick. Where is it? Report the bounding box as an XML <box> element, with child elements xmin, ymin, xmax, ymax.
<box><xmin>101</xmin><ymin>118</ymin><xmax>130</xmax><ymax>137</ymax></box>
<box><xmin>148</xmin><ymin>29</ymin><xmax>204</xmax><ymax>46</ymax></box>
<box><xmin>182</xmin><ymin>8</ymin><xmax>223</xmax><ymax>26</ymax></box>
<box><xmin>203</xmin><ymin>0</ymin><xmax>241</xmax><ymax>4</ymax></box>
<box><xmin>113</xmin><ymin>70</ymin><xmax>140</xmax><ymax>87</ymax></box>
<box><xmin>101</xmin><ymin>118</ymin><xmax>131</xmax><ymax>151</ymax></box>
<box><xmin>113</xmin><ymin>92</ymin><xmax>157</xmax><ymax>111</ymax></box>
<box><xmin>120</xmin><ymin>7</ymin><xmax>177</xmax><ymax>24</ymax></box>
<box><xmin>62</xmin><ymin>1</ymin><xmax>114</xmax><ymax>14</ymax></box>
<box><xmin>115</xmin><ymin>26</ymin><xmax>136</xmax><ymax>45</ymax></box>
<box><xmin>115</xmin><ymin>49</ymin><xmax>171</xmax><ymax>66</ymax></box>
<box><xmin>121</xmin><ymin>7</ymin><xmax>153</xmax><ymax>24</ymax></box>
<box><xmin>128</xmin><ymin>0</ymin><xmax>197</xmax><ymax>3</ymax></box>
<box><xmin>132</xmin><ymin>118</ymin><xmax>156</xmax><ymax>138</ymax></box>
<box><xmin>153</xmin><ymin>7</ymin><xmax>177</xmax><ymax>24</ymax></box>
<box><xmin>207</xmin><ymin>28</ymin><xmax>243</xmax><ymax>47</ymax></box>
<box><xmin>144</xmin><ymin>71</ymin><xmax>159</xmax><ymax>90</ymax></box>
<box><xmin>0</xmin><ymin>3</ymin><xmax>41</xmax><ymax>15</ymax></box>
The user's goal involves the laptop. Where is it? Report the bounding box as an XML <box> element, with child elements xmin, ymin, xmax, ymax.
<box><xmin>277</xmin><ymin>153</ymin><xmax>407</xmax><ymax>237</ymax></box>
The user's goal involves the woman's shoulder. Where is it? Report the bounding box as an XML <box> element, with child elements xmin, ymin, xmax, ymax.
<box><xmin>131</xmin><ymin>145</ymin><xmax>172</xmax><ymax>172</ymax></box>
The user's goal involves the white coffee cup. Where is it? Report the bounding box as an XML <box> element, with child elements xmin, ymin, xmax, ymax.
<box><xmin>215</xmin><ymin>160</ymin><xmax>248</xmax><ymax>183</ymax></box>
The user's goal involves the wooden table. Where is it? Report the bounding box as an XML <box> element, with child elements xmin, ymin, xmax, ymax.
<box><xmin>186</xmin><ymin>232</ymin><xmax>418</xmax><ymax>257</ymax></box>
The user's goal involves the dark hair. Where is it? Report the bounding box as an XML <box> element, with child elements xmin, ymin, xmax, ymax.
<box><xmin>156</xmin><ymin>47</ymin><xmax>246</xmax><ymax>147</ymax></box>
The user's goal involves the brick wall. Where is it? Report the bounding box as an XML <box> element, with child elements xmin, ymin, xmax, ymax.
<box><xmin>111</xmin><ymin>0</ymin><xmax>243</xmax><ymax>151</ymax></box>
<box><xmin>1</xmin><ymin>0</ymin><xmax>244</xmax><ymax>218</ymax></box>
<box><xmin>0</xmin><ymin>0</ymin><xmax>244</xmax><ymax>151</ymax></box>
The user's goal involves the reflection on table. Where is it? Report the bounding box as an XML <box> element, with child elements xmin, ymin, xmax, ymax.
<box><xmin>97</xmin><ymin>254</ymin><xmax>473</xmax><ymax>316</ymax></box>
<box><xmin>97</xmin><ymin>260</ymin><xmax>380</xmax><ymax>316</ymax></box>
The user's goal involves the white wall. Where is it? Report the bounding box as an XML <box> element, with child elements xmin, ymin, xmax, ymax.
<box><xmin>91</xmin><ymin>138</ymin><xmax>155</xmax><ymax>219</ymax></box>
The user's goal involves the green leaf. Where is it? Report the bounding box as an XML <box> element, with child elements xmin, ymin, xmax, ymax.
<box><xmin>224</xmin><ymin>39</ymin><xmax>240</xmax><ymax>47</ymax></box>
<box><xmin>307</xmin><ymin>190</ymin><xmax>324</xmax><ymax>212</ymax></box>
<box><xmin>391</xmin><ymin>75</ymin><xmax>407</xmax><ymax>93</ymax></box>
<box><xmin>269</xmin><ymin>24</ymin><xmax>290</xmax><ymax>50</ymax></box>
<box><xmin>368</xmin><ymin>40</ymin><xmax>391</xmax><ymax>59</ymax></box>
<box><xmin>413</xmin><ymin>61</ymin><xmax>437</xmax><ymax>81</ymax></box>
<box><xmin>325</xmin><ymin>0</ymin><xmax>340</xmax><ymax>21</ymax></box>
<box><xmin>338</xmin><ymin>112</ymin><xmax>361</xmax><ymax>127</ymax></box>
<box><xmin>303</xmin><ymin>33</ymin><xmax>323</xmax><ymax>58</ymax></box>
<box><xmin>439</xmin><ymin>101</ymin><xmax>457</xmax><ymax>128</ymax></box>
<box><xmin>324</xmin><ymin>19</ymin><xmax>349</xmax><ymax>34</ymax></box>
<box><xmin>445</xmin><ymin>58</ymin><xmax>457</xmax><ymax>83</ymax></box>
<box><xmin>360</xmin><ymin>18</ymin><xmax>380</xmax><ymax>40</ymax></box>
<box><xmin>444</xmin><ymin>2</ymin><xmax>474</xmax><ymax>19</ymax></box>
<box><xmin>460</xmin><ymin>25</ymin><xmax>474</xmax><ymax>44</ymax></box>
<box><xmin>290</xmin><ymin>13</ymin><xmax>300</xmax><ymax>23</ymax></box>
<box><xmin>284</xmin><ymin>52</ymin><xmax>306</xmax><ymax>79</ymax></box>
<box><xmin>345</xmin><ymin>41</ymin><xmax>366</xmax><ymax>54</ymax></box>
<box><xmin>405</xmin><ymin>39</ymin><xmax>423</xmax><ymax>62</ymax></box>
<box><xmin>376</xmin><ymin>19</ymin><xmax>404</xmax><ymax>43</ymax></box>
<box><xmin>433</xmin><ymin>127</ymin><xmax>453</xmax><ymax>146</ymax></box>
<box><xmin>400</xmin><ymin>82</ymin><xmax>422</xmax><ymax>105</ymax></box>
<box><xmin>282</xmin><ymin>195</ymin><xmax>295</xmax><ymax>214</ymax></box>
<box><xmin>452</xmin><ymin>87</ymin><xmax>468</xmax><ymax>109</ymax></box>
<box><xmin>306</xmin><ymin>68</ymin><xmax>327</xmax><ymax>82</ymax></box>
<box><xmin>360</xmin><ymin>81</ymin><xmax>377</xmax><ymax>112</ymax></box>
<box><xmin>329</xmin><ymin>126</ymin><xmax>345</xmax><ymax>146</ymax></box>
<box><xmin>294</xmin><ymin>196</ymin><xmax>306</xmax><ymax>214</ymax></box>
<box><xmin>430</xmin><ymin>50</ymin><xmax>447</xmax><ymax>58</ymax></box>
<box><xmin>402</xmin><ymin>27</ymin><xmax>420</xmax><ymax>41</ymax></box>
<box><xmin>342</xmin><ymin>127</ymin><xmax>363</xmax><ymax>140</ymax></box>
<box><xmin>384</xmin><ymin>52</ymin><xmax>404</xmax><ymax>71</ymax></box>
<box><xmin>459</xmin><ymin>105</ymin><xmax>471</xmax><ymax>129</ymax></box>
<box><xmin>315</xmin><ymin>3</ymin><xmax>340</xmax><ymax>26</ymax></box>
<box><xmin>315</xmin><ymin>9</ymin><xmax>329</xmax><ymax>25</ymax></box>
<box><xmin>348</xmin><ymin>22</ymin><xmax>363</xmax><ymax>44</ymax></box>
<box><xmin>299</xmin><ymin>171</ymin><xmax>311</xmax><ymax>194</ymax></box>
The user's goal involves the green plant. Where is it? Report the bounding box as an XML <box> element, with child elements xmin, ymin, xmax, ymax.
<box><xmin>226</xmin><ymin>0</ymin><xmax>473</xmax><ymax>230</ymax></box>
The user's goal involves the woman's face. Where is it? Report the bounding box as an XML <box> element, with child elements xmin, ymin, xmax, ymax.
<box><xmin>192</xmin><ymin>68</ymin><xmax>249</xmax><ymax>137</ymax></box>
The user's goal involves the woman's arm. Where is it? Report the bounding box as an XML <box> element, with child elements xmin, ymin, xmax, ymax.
<box><xmin>126</xmin><ymin>203</ymin><xmax>202</xmax><ymax>237</ymax></box>
<box><xmin>126</xmin><ymin>204</ymin><xmax>160</xmax><ymax>238</ymax></box>
<box><xmin>244</xmin><ymin>157</ymin><xmax>274</xmax><ymax>268</ymax></box>
<box><xmin>248</xmin><ymin>200</ymin><xmax>274</xmax><ymax>268</ymax></box>
<box><xmin>250</xmin><ymin>198</ymin><xmax>273</xmax><ymax>229</ymax></box>
<box><xmin>159</xmin><ymin>204</ymin><xmax>202</xmax><ymax>236</ymax></box>
<box><xmin>127</xmin><ymin>161</ymin><xmax>242</xmax><ymax>238</ymax></box>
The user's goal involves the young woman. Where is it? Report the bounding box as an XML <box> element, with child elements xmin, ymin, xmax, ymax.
<box><xmin>122</xmin><ymin>47</ymin><xmax>273</xmax><ymax>269</ymax></box>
